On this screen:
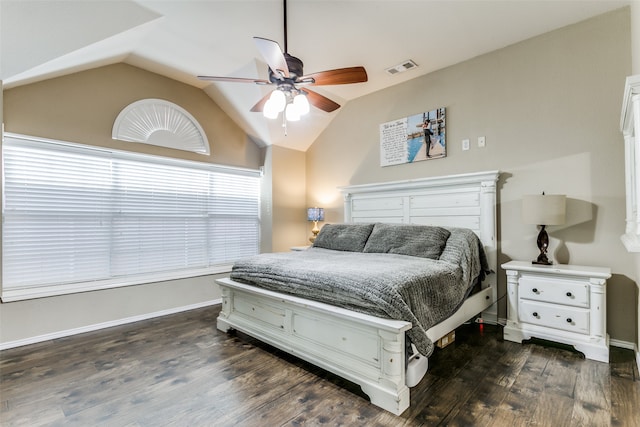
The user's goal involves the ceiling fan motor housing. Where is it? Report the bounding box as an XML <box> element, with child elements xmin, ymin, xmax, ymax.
<box><xmin>269</xmin><ymin>53</ymin><xmax>304</xmax><ymax>83</ymax></box>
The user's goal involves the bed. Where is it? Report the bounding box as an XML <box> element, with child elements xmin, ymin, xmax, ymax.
<box><xmin>216</xmin><ymin>170</ymin><xmax>500</xmax><ymax>415</ymax></box>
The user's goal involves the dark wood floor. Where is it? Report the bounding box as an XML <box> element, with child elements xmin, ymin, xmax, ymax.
<box><xmin>1</xmin><ymin>305</ymin><xmax>639</xmax><ymax>427</ymax></box>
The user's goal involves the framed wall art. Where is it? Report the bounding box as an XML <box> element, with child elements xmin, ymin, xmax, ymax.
<box><xmin>379</xmin><ymin>108</ymin><xmax>446</xmax><ymax>167</ymax></box>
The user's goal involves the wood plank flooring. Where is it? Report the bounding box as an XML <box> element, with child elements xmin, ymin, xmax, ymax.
<box><xmin>1</xmin><ymin>305</ymin><xmax>638</xmax><ymax>426</ymax></box>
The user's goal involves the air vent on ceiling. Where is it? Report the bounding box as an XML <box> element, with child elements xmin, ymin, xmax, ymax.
<box><xmin>385</xmin><ymin>59</ymin><xmax>418</xmax><ymax>76</ymax></box>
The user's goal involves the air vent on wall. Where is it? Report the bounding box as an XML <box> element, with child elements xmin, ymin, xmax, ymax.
<box><xmin>385</xmin><ymin>59</ymin><xmax>418</xmax><ymax>76</ymax></box>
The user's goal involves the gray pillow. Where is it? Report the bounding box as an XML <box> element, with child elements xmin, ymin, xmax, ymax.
<box><xmin>363</xmin><ymin>223</ymin><xmax>451</xmax><ymax>259</ymax></box>
<box><xmin>312</xmin><ymin>223</ymin><xmax>375</xmax><ymax>252</ymax></box>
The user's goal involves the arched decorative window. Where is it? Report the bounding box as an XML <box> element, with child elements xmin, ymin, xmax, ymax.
<box><xmin>112</xmin><ymin>99</ymin><xmax>210</xmax><ymax>155</ymax></box>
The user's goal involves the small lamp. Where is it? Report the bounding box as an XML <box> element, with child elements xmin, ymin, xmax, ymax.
<box><xmin>522</xmin><ymin>193</ymin><xmax>566</xmax><ymax>265</ymax></box>
<box><xmin>307</xmin><ymin>207</ymin><xmax>324</xmax><ymax>243</ymax></box>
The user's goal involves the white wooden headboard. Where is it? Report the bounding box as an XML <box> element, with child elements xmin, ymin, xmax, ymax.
<box><xmin>339</xmin><ymin>170</ymin><xmax>500</xmax><ymax>323</ymax></box>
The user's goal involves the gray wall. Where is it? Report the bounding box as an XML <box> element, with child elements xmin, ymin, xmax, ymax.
<box><xmin>306</xmin><ymin>8</ymin><xmax>637</xmax><ymax>343</ymax></box>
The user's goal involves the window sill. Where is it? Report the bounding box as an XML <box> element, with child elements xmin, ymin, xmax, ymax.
<box><xmin>0</xmin><ymin>265</ymin><xmax>233</xmax><ymax>302</ymax></box>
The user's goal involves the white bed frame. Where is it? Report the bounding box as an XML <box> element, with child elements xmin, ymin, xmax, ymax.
<box><xmin>216</xmin><ymin>170</ymin><xmax>500</xmax><ymax>415</ymax></box>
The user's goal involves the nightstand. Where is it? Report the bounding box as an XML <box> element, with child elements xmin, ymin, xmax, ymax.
<box><xmin>502</xmin><ymin>260</ymin><xmax>612</xmax><ymax>363</ymax></box>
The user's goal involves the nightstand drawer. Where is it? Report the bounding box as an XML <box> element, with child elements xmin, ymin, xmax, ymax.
<box><xmin>519</xmin><ymin>300</ymin><xmax>589</xmax><ymax>334</ymax></box>
<box><xmin>519</xmin><ymin>277</ymin><xmax>589</xmax><ymax>308</ymax></box>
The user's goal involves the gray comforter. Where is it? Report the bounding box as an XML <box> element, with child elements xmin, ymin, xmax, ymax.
<box><xmin>230</xmin><ymin>227</ymin><xmax>489</xmax><ymax>357</ymax></box>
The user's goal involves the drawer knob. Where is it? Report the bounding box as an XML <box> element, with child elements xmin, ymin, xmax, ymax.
<box><xmin>566</xmin><ymin>292</ymin><xmax>573</xmax><ymax>297</ymax></box>
<box><xmin>566</xmin><ymin>318</ymin><xmax>572</xmax><ymax>323</ymax></box>
<box><xmin>532</xmin><ymin>288</ymin><xmax>539</xmax><ymax>293</ymax></box>
<box><xmin>533</xmin><ymin>312</ymin><xmax>539</xmax><ymax>317</ymax></box>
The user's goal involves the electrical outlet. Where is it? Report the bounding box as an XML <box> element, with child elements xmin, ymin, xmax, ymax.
<box><xmin>462</xmin><ymin>139</ymin><xmax>470</xmax><ymax>151</ymax></box>
<box><xmin>478</xmin><ymin>136</ymin><xmax>486</xmax><ymax>148</ymax></box>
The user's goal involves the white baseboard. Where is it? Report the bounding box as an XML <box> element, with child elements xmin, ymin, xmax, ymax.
<box><xmin>0</xmin><ymin>299</ymin><xmax>221</xmax><ymax>351</ymax></box>
<box><xmin>609</xmin><ymin>338</ymin><xmax>637</xmax><ymax>350</ymax></box>
<box><xmin>611</xmin><ymin>341</ymin><xmax>640</xmax><ymax>372</ymax></box>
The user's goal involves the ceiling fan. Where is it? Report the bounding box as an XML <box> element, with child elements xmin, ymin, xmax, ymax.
<box><xmin>197</xmin><ymin>0</ymin><xmax>367</xmax><ymax>124</ymax></box>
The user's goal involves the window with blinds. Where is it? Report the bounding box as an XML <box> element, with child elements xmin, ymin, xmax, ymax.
<box><xmin>2</xmin><ymin>134</ymin><xmax>261</xmax><ymax>301</ymax></box>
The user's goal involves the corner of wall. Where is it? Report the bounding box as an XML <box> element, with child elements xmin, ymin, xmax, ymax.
<box><xmin>260</xmin><ymin>146</ymin><xmax>274</xmax><ymax>254</ymax></box>
<box><xmin>269</xmin><ymin>145</ymin><xmax>307</xmax><ymax>252</ymax></box>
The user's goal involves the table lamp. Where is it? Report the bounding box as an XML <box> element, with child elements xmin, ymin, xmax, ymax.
<box><xmin>307</xmin><ymin>207</ymin><xmax>324</xmax><ymax>243</ymax></box>
<box><xmin>522</xmin><ymin>193</ymin><xmax>566</xmax><ymax>265</ymax></box>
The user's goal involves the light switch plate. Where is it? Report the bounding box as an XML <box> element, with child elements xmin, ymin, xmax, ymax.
<box><xmin>478</xmin><ymin>136</ymin><xmax>486</xmax><ymax>148</ymax></box>
<box><xmin>462</xmin><ymin>139</ymin><xmax>470</xmax><ymax>151</ymax></box>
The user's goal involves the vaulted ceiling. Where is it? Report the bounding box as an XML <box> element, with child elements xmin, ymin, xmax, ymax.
<box><xmin>1</xmin><ymin>0</ymin><xmax>630</xmax><ymax>151</ymax></box>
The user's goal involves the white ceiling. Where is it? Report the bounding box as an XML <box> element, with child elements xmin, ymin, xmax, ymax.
<box><xmin>0</xmin><ymin>0</ymin><xmax>630</xmax><ymax>151</ymax></box>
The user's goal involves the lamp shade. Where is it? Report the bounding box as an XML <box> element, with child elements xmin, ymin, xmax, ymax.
<box><xmin>522</xmin><ymin>194</ymin><xmax>566</xmax><ymax>225</ymax></box>
<box><xmin>307</xmin><ymin>207</ymin><xmax>324</xmax><ymax>222</ymax></box>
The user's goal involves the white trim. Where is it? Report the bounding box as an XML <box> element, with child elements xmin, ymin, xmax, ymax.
<box><xmin>338</xmin><ymin>170</ymin><xmax>500</xmax><ymax>195</ymax></box>
<box><xmin>619</xmin><ymin>78</ymin><xmax>640</xmax><ymax>251</ymax></box>
<box><xmin>608</xmin><ymin>338</ymin><xmax>637</xmax><ymax>350</ymax></box>
<box><xmin>1</xmin><ymin>266</ymin><xmax>232</xmax><ymax>302</ymax></box>
<box><xmin>4</xmin><ymin>132</ymin><xmax>261</xmax><ymax>177</ymax></box>
<box><xmin>621</xmin><ymin>231</ymin><xmax>640</xmax><ymax>252</ymax></box>
<box><xmin>620</xmin><ymin>75</ymin><xmax>640</xmax><ymax>134</ymax></box>
<box><xmin>0</xmin><ymin>299</ymin><xmax>221</xmax><ymax>351</ymax></box>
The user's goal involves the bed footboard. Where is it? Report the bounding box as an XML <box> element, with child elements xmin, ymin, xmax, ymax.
<box><xmin>216</xmin><ymin>277</ymin><xmax>412</xmax><ymax>415</ymax></box>
<box><xmin>216</xmin><ymin>277</ymin><xmax>494</xmax><ymax>415</ymax></box>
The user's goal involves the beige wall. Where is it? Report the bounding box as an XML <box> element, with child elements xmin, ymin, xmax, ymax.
<box><xmin>633</xmin><ymin>1</ymin><xmax>640</xmax><ymax>74</ymax></box>
<box><xmin>3</xmin><ymin>63</ymin><xmax>262</xmax><ymax>168</ymax></box>
<box><xmin>307</xmin><ymin>8</ymin><xmax>637</xmax><ymax>343</ymax></box>
<box><xmin>270</xmin><ymin>146</ymin><xmax>308</xmax><ymax>251</ymax></box>
<box><xmin>260</xmin><ymin>145</ymin><xmax>308</xmax><ymax>254</ymax></box>
<box><xmin>1</xmin><ymin>64</ymin><xmax>264</xmax><ymax>346</ymax></box>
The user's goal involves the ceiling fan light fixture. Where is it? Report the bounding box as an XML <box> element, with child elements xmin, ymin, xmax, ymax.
<box><xmin>263</xmin><ymin>99</ymin><xmax>279</xmax><ymax>119</ymax></box>
<box><xmin>197</xmin><ymin>0</ymin><xmax>367</xmax><ymax>133</ymax></box>
<box><xmin>285</xmin><ymin>104</ymin><xmax>301</xmax><ymax>121</ymax></box>
<box><xmin>269</xmin><ymin>89</ymin><xmax>287</xmax><ymax>113</ymax></box>
<box><xmin>293</xmin><ymin>92</ymin><xmax>310</xmax><ymax>115</ymax></box>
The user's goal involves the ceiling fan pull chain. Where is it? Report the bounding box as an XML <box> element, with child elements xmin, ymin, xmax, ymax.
<box><xmin>282</xmin><ymin>112</ymin><xmax>288</xmax><ymax>136</ymax></box>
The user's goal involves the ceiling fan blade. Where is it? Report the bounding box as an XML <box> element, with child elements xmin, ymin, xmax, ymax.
<box><xmin>197</xmin><ymin>76</ymin><xmax>270</xmax><ymax>85</ymax></box>
<box><xmin>303</xmin><ymin>88</ymin><xmax>340</xmax><ymax>113</ymax></box>
<box><xmin>301</xmin><ymin>66</ymin><xmax>368</xmax><ymax>86</ymax></box>
<box><xmin>250</xmin><ymin>90</ymin><xmax>274</xmax><ymax>112</ymax></box>
<box><xmin>254</xmin><ymin>37</ymin><xmax>289</xmax><ymax>79</ymax></box>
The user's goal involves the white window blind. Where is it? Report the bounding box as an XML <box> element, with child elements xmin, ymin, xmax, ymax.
<box><xmin>2</xmin><ymin>134</ymin><xmax>261</xmax><ymax>301</ymax></box>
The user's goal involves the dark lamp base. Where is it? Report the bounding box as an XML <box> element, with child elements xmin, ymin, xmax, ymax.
<box><xmin>532</xmin><ymin>225</ymin><xmax>553</xmax><ymax>266</ymax></box>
